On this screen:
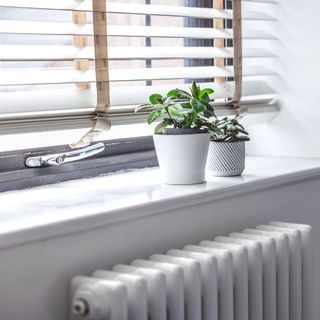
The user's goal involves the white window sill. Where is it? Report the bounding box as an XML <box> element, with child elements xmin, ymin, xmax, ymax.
<box><xmin>1</xmin><ymin>155</ymin><xmax>320</xmax><ymax>249</ymax></box>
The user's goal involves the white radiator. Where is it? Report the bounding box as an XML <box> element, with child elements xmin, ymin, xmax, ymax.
<box><xmin>70</xmin><ymin>221</ymin><xmax>312</xmax><ymax>320</ymax></box>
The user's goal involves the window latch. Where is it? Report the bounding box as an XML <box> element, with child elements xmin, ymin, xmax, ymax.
<box><xmin>25</xmin><ymin>142</ymin><xmax>105</xmax><ymax>168</ymax></box>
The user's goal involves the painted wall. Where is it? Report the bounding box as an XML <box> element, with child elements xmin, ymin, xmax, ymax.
<box><xmin>247</xmin><ymin>0</ymin><xmax>320</xmax><ymax>158</ymax></box>
<box><xmin>0</xmin><ymin>177</ymin><xmax>319</xmax><ymax>320</ymax></box>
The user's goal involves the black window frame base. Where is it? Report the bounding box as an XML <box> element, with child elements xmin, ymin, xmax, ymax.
<box><xmin>0</xmin><ymin>136</ymin><xmax>158</xmax><ymax>193</ymax></box>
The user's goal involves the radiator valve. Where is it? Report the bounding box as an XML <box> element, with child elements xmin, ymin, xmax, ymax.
<box><xmin>72</xmin><ymin>299</ymin><xmax>89</xmax><ymax>317</ymax></box>
<box><xmin>70</xmin><ymin>276</ymin><xmax>128</xmax><ymax>320</ymax></box>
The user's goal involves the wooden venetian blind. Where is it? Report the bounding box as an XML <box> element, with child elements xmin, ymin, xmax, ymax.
<box><xmin>0</xmin><ymin>0</ymin><xmax>279</xmax><ymax>137</ymax></box>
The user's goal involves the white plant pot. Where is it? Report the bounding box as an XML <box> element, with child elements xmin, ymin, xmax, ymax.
<box><xmin>206</xmin><ymin>141</ymin><xmax>245</xmax><ymax>177</ymax></box>
<box><xmin>153</xmin><ymin>132</ymin><xmax>210</xmax><ymax>185</ymax></box>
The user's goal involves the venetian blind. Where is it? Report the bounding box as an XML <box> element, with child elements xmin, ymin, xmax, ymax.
<box><xmin>0</xmin><ymin>0</ymin><xmax>278</xmax><ymax>138</ymax></box>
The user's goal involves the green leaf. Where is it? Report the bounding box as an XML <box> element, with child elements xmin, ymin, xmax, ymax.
<box><xmin>199</xmin><ymin>94</ymin><xmax>210</xmax><ymax>105</ymax></box>
<box><xmin>166</xmin><ymin>90</ymin><xmax>178</xmax><ymax>99</ymax></box>
<box><xmin>190</xmin><ymin>98</ymin><xmax>206</xmax><ymax>113</ymax></box>
<box><xmin>235</xmin><ymin>122</ymin><xmax>245</xmax><ymax>130</ymax></box>
<box><xmin>135</xmin><ymin>104</ymin><xmax>153</xmax><ymax>113</ymax></box>
<box><xmin>203</xmin><ymin>122</ymin><xmax>223</xmax><ymax>135</ymax></box>
<box><xmin>154</xmin><ymin>119</ymin><xmax>172</xmax><ymax>134</ymax></box>
<box><xmin>237</xmin><ymin>135</ymin><xmax>251</xmax><ymax>141</ymax></box>
<box><xmin>167</xmin><ymin>105</ymin><xmax>185</xmax><ymax>119</ymax></box>
<box><xmin>205</xmin><ymin>103</ymin><xmax>214</xmax><ymax>112</ymax></box>
<box><xmin>200</xmin><ymin>88</ymin><xmax>214</xmax><ymax>96</ymax></box>
<box><xmin>181</xmin><ymin>102</ymin><xmax>192</xmax><ymax>109</ymax></box>
<box><xmin>149</xmin><ymin>94</ymin><xmax>164</xmax><ymax>105</ymax></box>
<box><xmin>222</xmin><ymin>134</ymin><xmax>234</xmax><ymax>141</ymax></box>
<box><xmin>199</xmin><ymin>89</ymin><xmax>214</xmax><ymax>104</ymax></box>
<box><xmin>178</xmin><ymin>108</ymin><xmax>194</xmax><ymax>115</ymax></box>
<box><xmin>227</xmin><ymin>125</ymin><xmax>237</xmax><ymax>132</ymax></box>
<box><xmin>190</xmin><ymin>111</ymin><xmax>199</xmax><ymax>126</ymax></box>
<box><xmin>147</xmin><ymin>108</ymin><xmax>165</xmax><ymax>124</ymax></box>
<box><xmin>204</xmin><ymin>110</ymin><xmax>215</xmax><ymax>118</ymax></box>
<box><xmin>167</xmin><ymin>89</ymin><xmax>191</xmax><ymax>99</ymax></box>
<box><xmin>170</xmin><ymin>98</ymin><xmax>190</xmax><ymax>104</ymax></box>
<box><xmin>190</xmin><ymin>81</ymin><xmax>200</xmax><ymax>98</ymax></box>
<box><xmin>236</xmin><ymin>128</ymin><xmax>249</xmax><ymax>135</ymax></box>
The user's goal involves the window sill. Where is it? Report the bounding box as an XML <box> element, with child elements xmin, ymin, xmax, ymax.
<box><xmin>1</xmin><ymin>155</ymin><xmax>320</xmax><ymax>250</ymax></box>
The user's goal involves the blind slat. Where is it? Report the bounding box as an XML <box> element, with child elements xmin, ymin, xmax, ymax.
<box><xmin>109</xmin><ymin>26</ymin><xmax>233</xmax><ymax>39</ymax></box>
<box><xmin>110</xmin><ymin>80</ymin><xmax>275</xmax><ymax>106</ymax></box>
<box><xmin>0</xmin><ymin>87</ymin><xmax>96</xmax><ymax>114</ymax></box>
<box><xmin>0</xmin><ymin>69</ymin><xmax>96</xmax><ymax>86</ymax></box>
<box><xmin>242</xmin><ymin>29</ymin><xmax>277</xmax><ymax>40</ymax></box>
<box><xmin>107</xmin><ymin>2</ymin><xmax>232</xmax><ymax>19</ymax></box>
<box><xmin>0</xmin><ymin>46</ymin><xmax>275</xmax><ymax>60</ymax></box>
<box><xmin>0</xmin><ymin>45</ymin><xmax>93</xmax><ymax>60</ymax></box>
<box><xmin>0</xmin><ymin>46</ymin><xmax>276</xmax><ymax>60</ymax></box>
<box><xmin>108</xmin><ymin>47</ymin><xmax>275</xmax><ymax>60</ymax></box>
<box><xmin>0</xmin><ymin>79</ymin><xmax>275</xmax><ymax>116</ymax></box>
<box><xmin>0</xmin><ymin>1</ymin><xmax>232</xmax><ymax>19</ymax></box>
<box><xmin>243</xmin><ymin>10</ymin><xmax>276</xmax><ymax>21</ymax></box>
<box><xmin>0</xmin><ymin>80</ymin><xmax>274</xmax><ymax>119</ymax></box>
<box><xmin>0</xmin><ymin>103</ymin><xmax>279</xmax><ymax>135</ymax></box>
<box><xmin>0</xmin><ymin>20</ymin><xmax>277</xmax><ymax>40</ymax></box>
<box><xmin>243</xmin><ymin>0</ymin><xmax>277</xmax><ymax>3</ymax></box>
<box><xmin>0</xmin><ymin>46</ymin><xmax>235</xmax><ymax>60</ymax></box>
<box><xmin>0</xmin><ymin>1</ymin><xmax>276</xmax><ymax>21</ymax></box>
<box><xmin>0</xmin><ymin>20</ymin><xmax>278</xmax><ymax>41</ymax></box>
<box><xmin>0</xmin><ymin>22</ymin><xmax>233</xmax><ymax>39</ymax></box>
<box><xmin>0</xmin><ymin>0</ymin><xmax>91</xmax><ymax>11</ymax></box>
<box><xmin>0</xmin><ymin>20</ymin><xmax>92</xmax><ymax>36</ymax></box>
<box><xmin>0</xmin><ymin>66</ymin><xmax>276</xmax><ymax>86</ymax></box>
<box><xmin>109</xmin><ymin>65</ymin><xmax>276</xmax><ymax>81</ymax></box>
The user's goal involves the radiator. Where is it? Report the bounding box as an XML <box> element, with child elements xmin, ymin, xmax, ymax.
<box><xmin>70</xmin><ymin>221</ymin><xmax>312</xmax><ymax>320</ymax></box>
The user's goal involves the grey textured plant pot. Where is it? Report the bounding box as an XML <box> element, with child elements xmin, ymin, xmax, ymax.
<box><xmin>206</xmin><ymin>141</ymin><xmax>245</xmax><ymax>177</ymax></box>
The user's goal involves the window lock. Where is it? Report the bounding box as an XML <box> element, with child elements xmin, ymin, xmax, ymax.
<box><xmin>25</xmin><ymin>142</ymin><xmax>105</xmax><ymax>168</ymax></box>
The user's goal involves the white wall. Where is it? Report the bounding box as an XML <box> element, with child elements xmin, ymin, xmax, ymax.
<box><xmin>247</xmin><ymin>0</ymin><xmax>320</xmax><ymax>158</ymax></box>
<box><xmin>0</xmin><ymin>177</ymin><xmax>319</xmax><ymax>320</ymax></box>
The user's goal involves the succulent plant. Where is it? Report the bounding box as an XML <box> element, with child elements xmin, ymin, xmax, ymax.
<box><xmin>209</xmin><ymin>117</ymin><xmax>250</xmax><ymax>142</ymax></box>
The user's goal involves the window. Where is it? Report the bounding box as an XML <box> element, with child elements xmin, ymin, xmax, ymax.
<box><xmin>0</xmin><ymin>0</ymin><xmax>278</xmax><ymax>186</ymax></box>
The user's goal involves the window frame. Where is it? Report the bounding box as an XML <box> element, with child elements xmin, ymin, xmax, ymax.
<box><xmin>0</xmin><ymin>0</ymin><xmax>276</xmax><ymax>191</ymax></box>
<box><xmin>0</xmin><ymin>0</ymin><xmax>229</xmax><ymax>191</ymax></box>
<box><xmin>0</xmin><ymin>136</ymin><xmax>157</xmax><ymax>192</ymax></box>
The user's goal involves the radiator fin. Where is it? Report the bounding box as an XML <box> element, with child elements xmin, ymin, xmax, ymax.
<box><xmin>229</xmin><ymin>232</ymin><xmax>277</xmax><ymax>320</ymax></box>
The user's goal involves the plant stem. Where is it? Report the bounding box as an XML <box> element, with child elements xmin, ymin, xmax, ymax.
<box><xmin>165</xmin><ymin>106</ymin><xmax>178</xmax><ymax>128</ymax></box>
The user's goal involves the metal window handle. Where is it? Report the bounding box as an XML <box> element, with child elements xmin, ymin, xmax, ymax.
<box><xmin>25</xmin><ymin>142</ymin><xmax>105</xmax><ymax>168</ymax></box>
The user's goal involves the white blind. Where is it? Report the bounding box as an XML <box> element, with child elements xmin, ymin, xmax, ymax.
<box><xmin>0</xmin><ymin>0</ymin><xmax>279</xmax><ymax>135</ymax></box>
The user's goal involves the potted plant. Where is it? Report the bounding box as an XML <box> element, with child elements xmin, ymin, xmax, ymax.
<box><xmin>206</xmin><ymin>117</ymin><xmax>250</xmax><ymax>177</ymax></box>
<box><xmin>136</xmin><ymin>81</ymin><xmax>217</xmax><ymax>185</ymax></box>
